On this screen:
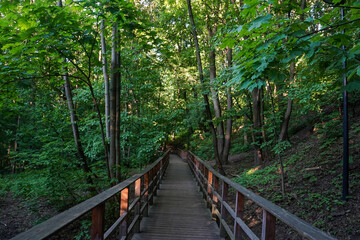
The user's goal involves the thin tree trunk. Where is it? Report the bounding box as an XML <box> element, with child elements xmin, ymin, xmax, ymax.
<box><xmin>115</xmin><ymin>49</ymin><xmax>121</xmax><ymax>182</ymax></box>
<box><xmin>122</xmin><ymin>98</ymin><xmax>127</xmax><ymax>160</ymax></box>
<box><xmin>109</xmin><ymin>23</ymin><xmax>120</xmax><ymax>181</ymax></box>
<box><xmin>279</xmin><ymin>0</ymin><xmax>305</xmax><ymax>142</ymax></box>
<box><xmin>57</xmin><ymin>0</ymin><xmax>91</xmax><ymax>181</ymax></box>
<box><xmin>14</xmin><ymin>115</ymin><xmax>19</xmax><ymax>153</ymax></box>
<box><xmin>11</xmin><ymin>115</ymin><xmax>20</xmax><ymax>173</ymax></box>
<box><xmin>88</xmin><ymin>83</ymin><xmax>110</xmax><ymax>179</ymax></box>
<box><xmin>129</xmin><ymin>89</ymin><xmax>140</xmax><ymax>117</ymax></box>
<box><xmin>268</xmin><ymin>82</ymin><xmax>286</xmax><ymax>194</ymax></box>
<box><xmin>208</xmin><ymin>26</ymin><xmax>225</xmax><ymax>157</ymax></box>
<box><xmin>187</xmin><ymin>0</ymin><xmax>225</xmax><ymax>175</ymax></box>
<box><xmin>259</xmin><ymin>87</ymin><xmax>269</xmax><ymax>162</ymax></box>
<box><xmin>252</xmin><ymin>87</ymin><xmax>263</xmax><ymax>166</ymax></box>
<box><xmin>222</xmin><ymin>47</ymin><xmax>233</xmax><ymax>164</ymax></box>
<box><xmin>279</xmin><ymin>54</ymin><xmax>295</xmax><ymax>142</ymax></box>
<box><xmin>243</xmin><ymin>115</ymin><xmax>248</xmax><ymax>145</ymax></box>
<box><xmin>63</xmin><ymin>68</ymin><xmax>91</xmax><ymax>176</ymax></box>
<box><xmin>101</xmin><ymin>19</ymin><xmax>110</xmax><ymax>139</ymax></box>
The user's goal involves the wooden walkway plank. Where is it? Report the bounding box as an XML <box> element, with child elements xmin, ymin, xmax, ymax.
<box><xmin>132</xmin><ymin>154</ymin><xmax>222</xmax><ymax>240</ymax></box>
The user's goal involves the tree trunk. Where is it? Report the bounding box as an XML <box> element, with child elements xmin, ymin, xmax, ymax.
<box><xmin>208</xmin><ymin>26</ymin><xmax>225</xmax><ymax>157</ymax></box>
<box><xmin>88</xmin><ymin>83</ymin><xmax>110</xmax><ymax>179</ymax></box>
<box><xmin>252</xmin><ymin>87</ymin><xmax>263</xmax><ymax>166</ymax></box>
<box><xmin>101</xmin><ymin>19</ymin><xmax>110</xmax><ymax>139</ymax></box>
<box><xmin>63</xmin><ymin>68</ymin><xmax>91</xmax><ymax>176</ymax></box>
<box><xmin>115</xmin><ymin>47</ymin><xmax>121</xmax><ymax>183</ymax></box>
<box><xmin>279</xmin><ymin>0</ymin><xmax>305</xmax><ymax>142</ymax></box>
<box><xmin>11</xmin><ymin>115</ymin><xmax>20</xmax><ymax>173</ymax></box>
<box><xmin>109</xmin><ymin>23</ymin><xmax>121</xmax><ymax>181</ymax></box>
<box><xmin>279</xmin><ymin>60</ymin><xmax>295</xmax><ymax>142</ymax></box>
<box><xmin>57</xmin><ymin>0</ymin><xmax>91</xmax><ymax>180</ymax></box>
<box><xmin>222</xmin><ymin>47</ymin><xmax>233</xmax><ymax>164</ymax></box>
<box><xmin>243</xmin><ymin>114</ymin><xmax>248</xmax><ymax>145</ymax></box>
<box><xmin>115</xmin><ymin>50</ymin><xmax>121</xmax><ymax>182</ymax></box>
<box><xmin>187</xmin><ymin>0</ymin><xmax>225</xmax><ymax>175</ymax></box>
<box><xmin>129</xmin><ymin>89</ymin><xmax>140</xmax><ymax>117</ymax></box>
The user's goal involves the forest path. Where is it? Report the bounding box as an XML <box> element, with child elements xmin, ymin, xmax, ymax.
<box><xmin>132</xmin><ymin>154</ymin><xmax>222</xmax><ymax>240</ymax></box>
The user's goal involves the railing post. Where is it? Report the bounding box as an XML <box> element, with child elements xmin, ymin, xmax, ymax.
<box><xmin>201</xmin><ymin>164</ymin><xmax>206</xmax><ymax>199</ymax></box>
<box><xmin>220</xmin><ymin>181</ymin><xmax>228</xmax><ymax>237</ymax></box>
<box><xmin>120</xmin><ymin>188</ymin><xmax>129</xmax><ymax>239</ymax></box>
<box><xmin>207</xmin><ymin>171</ymin><xmax>213</xmax><ymax>208</ymax></box>
<box><xmin>155</xmin><ymin>163</ymin><xmax>160</xmax><ymax>190</ymax></box>
<box><xmin>91</xmin><ymin>203</ymin><xmax>105</xmax><ymax>240</ymax></box>
<box><xmin>144</xmin><ymin>172</ymin><xmax>149</xmax><ymax>216</ymax></box>
<box><xmin>212</xmin><ymin>175</ymin><xmax>219</xmax><ymax>218</ymax></box>
<box><xmin>195</xmin><ymin>158</ymin><xmax>200</xmax><ymax>178</ymax></box>
<box><xmin>134</xmin><ymin>178</ymin><xmax>141</xmax><ymax>233</ymax></box>
<box><xmin>207</xmin><ymin>171</ymin><xmax>213</xmax><ymax>195</ymax></box>
<box><xmin>234</xmin><ymin>191</ymin><xmax>245</xmax><ymax>239</ymax></box>
<box><xmin>153</xmin><ymin>166</ymin><xmax>158</xmax><ymax>195</ymax></box>
<box><xmin>149</xmin><ymin>169</ymin><xmax>154</xmax><ymax>204</ymax></box>
<box><xmin>261</xmin><ymin>209</ymin><xmax>276</xmax><ymax>240</ymax></box>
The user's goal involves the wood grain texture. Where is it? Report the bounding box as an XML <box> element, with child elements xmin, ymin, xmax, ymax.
<box><xmin>132</xmin><ymin>154</ymin><xmax>223</xmax><ymax>240</ymax></box>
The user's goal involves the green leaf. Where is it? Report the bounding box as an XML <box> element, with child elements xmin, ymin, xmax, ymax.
<box><xmin>345</xmin><ymin>80</ymin><xmax>360</xmax><ymax>92</ymax></box>
<box><xmin>248</xmin><ymin>14</ymin><xmax>272</xmax><ymax>31</ymax></box>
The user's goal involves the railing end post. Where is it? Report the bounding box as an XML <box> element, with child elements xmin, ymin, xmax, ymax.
<box><xmin>91</xmin><ymin>203</ymin><xmax>105</xmax><ymax>240</ymax></box>
<box><xmin>261</xmin><ymin>209</ymin><xmax>276</xmax><ymax>240</ymax></box>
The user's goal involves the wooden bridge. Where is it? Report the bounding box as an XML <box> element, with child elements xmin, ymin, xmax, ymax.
<box><xmin>11</xmin><ymin>150</ymin><xmax>336</xmax><ymax>240</ymax></box>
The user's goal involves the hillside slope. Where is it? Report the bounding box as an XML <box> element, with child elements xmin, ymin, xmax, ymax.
<box><xmin>222</xmin><ymin>114</ymin><xmax>360</xmax><ymax>239</ymax></box>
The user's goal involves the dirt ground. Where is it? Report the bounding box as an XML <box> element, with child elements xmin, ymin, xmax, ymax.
<box><xmin>0</xmin><ymin>193</ymin><xmax>58</xmax><ymax>240</ymax></box>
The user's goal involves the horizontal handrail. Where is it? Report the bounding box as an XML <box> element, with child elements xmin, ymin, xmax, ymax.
<box><xmin>180</xmin><ymin>150</ymin><xmax>336</xmax><ymax>240</ymax></box>
<box><xmin>11</xmin><ymin>149</ymin><xmax>170</xmax><ymax>240</ymax></box>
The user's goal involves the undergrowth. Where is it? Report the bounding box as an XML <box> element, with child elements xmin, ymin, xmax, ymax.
<box><xmin>0</xmin><ymin>167</ymin><xmax>94</xmax><ymax>210</ymax></box>
<box><xmin>231</xmin><ymin>118</ymin><xmax>360</xmax><ymax>239</ymax></box>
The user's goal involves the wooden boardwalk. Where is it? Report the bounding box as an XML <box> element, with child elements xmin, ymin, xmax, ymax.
<box><xmin>132</xmin><ymin>154</ymin><xmax>222</xmax><ymax>240</ymax></box>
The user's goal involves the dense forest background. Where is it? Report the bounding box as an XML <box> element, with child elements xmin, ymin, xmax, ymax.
<box><xmin>1</xmin><ymin>0</ymin><xmax>360</xmax><ymax>239</ymax></box>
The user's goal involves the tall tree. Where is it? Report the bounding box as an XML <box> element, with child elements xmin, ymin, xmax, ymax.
<box><xmin>109</xmin><ymin>22</ymin><xmax>121</xmax><ymax>182</ymax></box>
<box><xmin>101</xmin><ymin>19</ymin><xmax>111</xmax><ymax>140</ymax></box>
<box><xmin>252</xmin><ymin>86</ymin><xmax>263</xmax><ymax>165</ymax></box>
<box><xmin>186</xmin><ymin>0</ymin><xmax>225</xmax><ymax>175</ymax></box>
<box><xmin>57</xmin><ymin>0</ymin><xmax>92</xmax><ymax>181</ymax></box>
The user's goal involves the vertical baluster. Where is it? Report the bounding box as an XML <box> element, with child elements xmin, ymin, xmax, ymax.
<box><xmin>207</xmin><ymin>171</ymin><xmax>213</xmax><ymax>208</ymax></box>
<box><xmin>201</xmin><ymin>164</ymin><xmax>205</xmax><ymax>191</ymax></box>
<box><xmin>144</xmin><ymin>172</ymin><xmax>149</xmax><ymax>216</ymax></box>
<box><xmin>212</xmin><ymin>175</ymin><xmax>219</xmax><ymax>218</ymax></box>
<box><xmin>202</xmin><ymin>165</ymin><xmax>207</xmax><ymax>199</ymax></box>
<box><xmin>134</xmin><ymin>178</ymin><xmax>141</xmax><ymax>233</ymax></box>
<box><xmin>261</xmin><ymin>209</ymin><xmax>276</xmax><ymax>240</ymax></box>
<box><xmin>208</xmin><ymin>171</ymin><xmax>213</xmax><ymax>195</ymax></box>
<box><xmin>213</xmin><ymin>176</ymin><xmax>219</xmax><ymax>203</ymax></box>
<box><xmin>120</xmin><ymin>188</ymin><xmax>129</xmax><ymax>238</ymax></box>
<box><xmin>91</xmin><ymin>203</ymin><xmax>105</xmax><ymax>240</ymax></box>
<box><xmin>159</xmin><ymin>159</ymin><xmax>163</xmax><ymax>179</ymax></box>
<box><xmin>196</xmin><ymin>158</ymin><xmax>200</xmax><ymax>178</ymax></box>
<box><xmin>234</xmin><ymin>191</ymin><xmax>245</xmax><ymax>239</ymax></box>
<box><xmin>204</xmin><ymin>166</ymin><xmax>208</xmax><ymax>186</ymax></box>
<box><xmin>220</xmin><ymin>181</ymin><xmax>228</xmax><ymax>237</ymax></box>
<box><xmin>156</xmin><ymin>163</ymin><xmax>160</xmax><ymax>191</ymax></box>
<box><xmin>149</xmin><ymin>169</ymin><xmax>154</xmax><ymax>204</ymax></box>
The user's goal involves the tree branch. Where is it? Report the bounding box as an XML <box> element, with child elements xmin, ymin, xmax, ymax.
<box><xmin>54</xmin><ymin>46</ymin><xmax>90</xmax><ymax>80</ymax></box>
<box><xmin>299</xmin><ymin>17</ymin><xmax>360</xmax><ymax>39</ymax></box>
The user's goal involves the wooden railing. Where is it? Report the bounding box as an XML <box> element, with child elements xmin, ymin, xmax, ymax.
<box><xmin>11</xmin><ymin>150</ymin><xmax>170</xmax><ymax>240</ymax></box>
<box><xmin>184</xmin><ymin>150</ymin><xmax>337</xmax><ymax>240</ymax></box>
